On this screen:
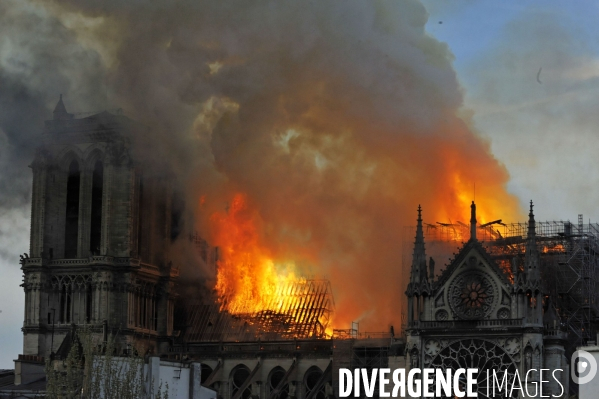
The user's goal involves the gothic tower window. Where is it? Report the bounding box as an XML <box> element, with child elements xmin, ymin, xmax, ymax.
<box><xmin>154</xmin><ymin>300</ymin><xmax>158</xmax><ymax>331</ymax></box>
<box><xmin>51</xmin><ymin>275</ymin><xmax>92</xmax><ymax>325</ymax></box>
<box><xmin>137</xmin><ymin>175</ymin><xmax>145</xmax><ymax>260</ymax></box>
<box><xmin>90</xmin><ymin>160</ymin><xmax>103</xmax><ymax>254</ymax></box>
<box><xmin>131</xmin><ymin>282</ymin><xmax>158</xmax><ymax>331</ymax></box>
<box><xmin>140</xmin><ymin>291</ymin><xmax>147</xmax><ymax>328</ymax></box>
<box><xmin>86</xmin><ymin>288</ymin><xmax>92</xmax><ymax>323</ymax></box>
<box><xmin>64</xmin><ymin>160</ymin><xmax>80</xmax><ymax>258</ymax></box>
<box><xmin>59</xmin><ymin>284</ymin><xmax>72</xmax><ymax>323</ymax></box>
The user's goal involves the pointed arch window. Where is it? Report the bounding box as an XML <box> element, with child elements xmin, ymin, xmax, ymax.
<box><xmin>59</xmin><ymin>284</ymin><xmax>72</xmax><ymax>323</ymax></box>
<box><xmin>269</xmin><ymin>367</ymin><xmax>289</xmax><ymax>399</ymax></box>
<box><xmin>230</xmin><ymin>365</ymin><xmax>252</xmax><ymax>399</ymax></box>
<box><xmin>137</xmin><ymin>175</ymin><xmax>145</xmax><ymax>259</ymax></box>
<box><xmin>64</xmin><ymin>160</ymin><xmax>80</xmax><ymax>258</ymax></box>
<box><xmin>90</xmin><ymin>160</ymin><xmax>103</xmax><ymax>254</ymax></box>
<box><xmin>304</xmin><ymin>367</ymin><xmax>326</xmax><ymax>399</ymax></box>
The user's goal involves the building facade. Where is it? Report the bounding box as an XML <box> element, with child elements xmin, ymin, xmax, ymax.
<box><xmin>20</xmin><ymin>96</ymin><xmax>179</xmax><ymax>361</ymax></box>
<box><xmin>405</xmin><ymin>202</ymin><xmax>569</xmax><ymax>398</ymax></box>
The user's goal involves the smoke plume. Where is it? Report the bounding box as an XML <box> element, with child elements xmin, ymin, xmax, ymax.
<box><xmin>0</xmin><ymin>0</ymin><xmax>522</xmax><ymax>331</ymax></box>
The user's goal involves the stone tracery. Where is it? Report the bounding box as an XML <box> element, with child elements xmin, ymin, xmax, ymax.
<box><xmin>449</xmin><ymin>271</ymin><xmax>496</xmax><ymax>319</ymax></box>
<box><xmin>430</xmin><ymin>338</ymin><xmax>518</xmax><ymax>399</ymax></box>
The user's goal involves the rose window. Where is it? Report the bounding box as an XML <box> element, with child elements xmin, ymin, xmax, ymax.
<box><xmin>449</xmin><ymin>272</ymin><xmax>496</xmax><ymax>319</ymax></box>
<box><xmin>461</xmin><ymin>281</ymin><xmax>488</xmax><ymax>308</ymax></box>
<box><xmin>430</xmin><ymin>339</ymin><xmax>518</xmax><ymax>399</ymax></box>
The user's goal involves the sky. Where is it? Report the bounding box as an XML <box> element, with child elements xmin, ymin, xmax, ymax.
<box><xmin>1</xmin><ymin>1</ymin><xmax>599</xmax><ymax>369</ymax></box>
<box><xmin>422</xmin><ymin>0</ymin><xmax>599</xmax><ymax>222</ymax></box>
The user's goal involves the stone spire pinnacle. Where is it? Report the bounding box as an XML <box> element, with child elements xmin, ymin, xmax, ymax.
<box><xmin>543</xmin><ymin>296</ymin><xmax>560</xmax><ymax>329</ymax></box>
<box><xmin>53</xmin><ymin>94</ymin><xmax>72</xmax><ymax>120</ymax></box>
<box><xmin>528</xmin><ymin>200</ymin><xmax>535</xmax><ymax>238</ymax></box>
<box><xmin>526</xmin><ymin>200</ymin><xmax>540</xmax><ymax>281</ymax></box>
<box><xmin>410</xmin><ymin>205</ymin><xmax>428</xmax><ymax>287</ymax></box>
<box><xmin>470</xmin><ymin>201</ymin><xmax>477</xmax><ymax>241</ymax></box>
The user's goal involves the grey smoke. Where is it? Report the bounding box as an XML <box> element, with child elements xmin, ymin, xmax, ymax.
<box><xmin>0</xmin><ymin>0</ymin><xmax>521</xmax><ymax>330</ymax></box>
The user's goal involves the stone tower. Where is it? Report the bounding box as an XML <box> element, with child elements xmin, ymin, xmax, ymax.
<box><xmin>20</xmin><ymin>97</ymin><xmax>179</xmax><ymax>359</ymax></box>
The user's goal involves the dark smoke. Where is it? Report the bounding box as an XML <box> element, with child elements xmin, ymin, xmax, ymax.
<box><xmin>0</xmin><ymin>0</ymin><xmax>522</xmax><ymax>331</ymax></box>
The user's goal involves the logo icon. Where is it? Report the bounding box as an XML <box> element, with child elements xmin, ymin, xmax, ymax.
<box><xmin>572</xmin><ymin>350</ymin><xmax>598</xmax><ymax>385</ymax></box>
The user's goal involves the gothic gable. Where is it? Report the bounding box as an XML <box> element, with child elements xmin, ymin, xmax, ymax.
<box><xmin>431</xmin><ymin>240</ymin><xmax>512</xmax><ymax>322</ymax></box>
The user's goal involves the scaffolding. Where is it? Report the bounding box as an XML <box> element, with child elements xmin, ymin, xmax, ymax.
<box><xmin>403</xmin><ymin>216</ymin><xmax>599</xmax><ymax>349</ymax></box>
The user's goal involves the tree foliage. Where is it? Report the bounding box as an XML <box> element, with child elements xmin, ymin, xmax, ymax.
<box><xmin>45</xmin><ymin>328</ymin><xmax>168</xmax><ymax>399</ymax></box>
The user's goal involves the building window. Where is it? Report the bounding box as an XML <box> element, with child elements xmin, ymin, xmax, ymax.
<box><xmin>89</xmin><ymin>160</ymin><xmax>103</xmax><ymax>254</ymax></box>
<box><xmin>64</xmin><ymin>160</ymin><xmax>80</xmax><ymax>258</ymax></box>
<box><xmin>200</xmin><ymin>364</ymin><xmax>213</xmax><ymax>386</ymax></box>
<box><xmin>52</xmin><ymin>275</ymin><xmax>92</xmax><ymax>325</ymax></box>
<box><xmin>304</xmin><ymin>367</ymin><xmax>326</xmax><ymax>399</ymax></box>
<box><xmin>59</xmin><ymin>284</ymin><xmax>72</xmax><ymax>323</ymax></box>
<box><xmin>86</xmin><ymin>288</ymin><xmax>92</xmax><ymax>323</ymax></box>
<box><xmin>429</xmin><ymin>338</ymin><xmax>518</xmax><ymax>398</ymax></box>
<box><xmin>268</xmin><ymin>367</ymin><xmax>289</xmax><ymax>399</ymax></box>
<box><xmin>131</xmin><ymin>282</ymin><xmax>158</xmax><ymax>331</ymax></box>
<box><xmin>230</xmin><ymin>365</ymin><xmax>252</xmax><ymax>399</ymax></box>
<box><xmin>137</xmin><ymin>175</ymin><xmax>145</xmax><ymax>260</ymax></box>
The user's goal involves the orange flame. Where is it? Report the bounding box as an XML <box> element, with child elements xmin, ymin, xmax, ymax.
<box><xmin>199</xmin><ymin>124</ymin><xmax>524</xmax><ymax>334</ymax></box>
<box><xmin>542</xmin><ymin>243</ymin><xmax>565</xmax><ymax>253</ymax></box>
<box><xmin>209</xmin><ymin>193</ymin><xmax>334</xmax><ymax>337</ymax></box>
<box><xmin>210</xmin><ymin>193</ymin><xmax>301</xmax><ymax>314</ymax></box>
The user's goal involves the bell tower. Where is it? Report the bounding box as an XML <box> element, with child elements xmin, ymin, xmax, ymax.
<box><xmin>20</xmin><ymin>96</ymin><xmax>179</xmax><ymax>359</ymax></box>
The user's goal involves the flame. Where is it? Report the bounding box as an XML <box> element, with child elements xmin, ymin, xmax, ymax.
<box><xmin>209</xmin><ymin>193</ymin><xmax>334</xmax><ymax>337</ymax></box>
<box><xmin>211</xmin><ymin>193</ymin><xmax>296</xmax><ymax>313</ymax></box>
<box><xmin>25</xmin><ymin>0</ymin><xmax>528</xmax><ymax>336</ymax></box>
<box><xmin>199</xmin><ymin>131</ymin><xmax>524</xmax><ymax>334</ymax></box>
<box><xmin>543</xmin><ymin>243</ymin><xmax>565</xmax><ymax>253</ymax></box>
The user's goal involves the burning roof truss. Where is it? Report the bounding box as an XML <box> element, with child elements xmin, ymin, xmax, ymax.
<box><xmin>178</xmin><ymin>279</ymin><xmax>334</xmax><ymax>342</ymax></box>
<box><xmin>239</xmin><ymin>279</ymin><xmax>335</xmax><ymax>339</ymax></box>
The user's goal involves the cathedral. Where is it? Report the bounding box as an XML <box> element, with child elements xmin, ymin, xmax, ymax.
<box><xmin>6</xmin><ymin>96</ymin><xmax>579</xmax><ymax>398</ymax></box>
<box><xmin>405</xmin><ymin>202</ymin><xmax>569</xmax><ymax>398</ymax></box>
<box><xmin>10</xmin><ymin>98</ymin><xmax>359</xmax><ymax>398</ymax></box>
